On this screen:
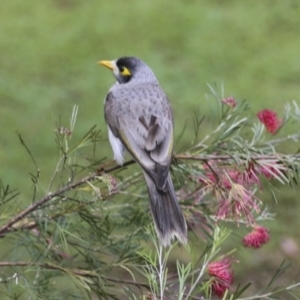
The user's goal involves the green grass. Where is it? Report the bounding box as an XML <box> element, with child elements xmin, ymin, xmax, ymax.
<box><xmin>1</xmin><ymin>0</ymin><xmax>300</xmax><ymax>298</ymax></box>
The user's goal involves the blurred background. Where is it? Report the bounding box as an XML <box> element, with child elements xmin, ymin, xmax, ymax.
<box><xmin>1</xmin><ymin>0</ymin><xmax>300</xmax><ymax>297</ymax></box>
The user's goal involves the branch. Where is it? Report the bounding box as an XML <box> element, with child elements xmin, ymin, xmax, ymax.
<box><xmin>0</xmin><ymin>160</ymin><xmax>135</xmax><ymax>236</ymax></box>
<box><xmin>0</xmin><ymin>261</ymin><xmax>97</xmax><ymax>277</ymax></box>
<box><xmin>106</xmin><ymin>276</ymin><xmax>150</xmax><ymax>289</ymax></box>
<box><xmin>0</xmin><ymin>261</ymin><xmax>150</xmax><ymax>289</ymax></box>
<box><xmin>174</xmin><ymin>153</ymin><xmax>300</xmax><ymax>161</ymax></box>
<box><xmin>1</xmin><ymin>152</ymin><xmax>299</xmax><ymax>236</ymax></box>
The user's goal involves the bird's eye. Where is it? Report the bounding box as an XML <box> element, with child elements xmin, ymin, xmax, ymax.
<box><xmin>119</xmin><ymin>66</ymin><xmax>131</xmax><ymax>76</ymax></box>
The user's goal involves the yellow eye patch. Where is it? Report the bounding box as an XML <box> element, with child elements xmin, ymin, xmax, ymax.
<box><xmin>119</xmin><ymin>66</ymin><xmax>131</xmax><ymax>76</ymax></box>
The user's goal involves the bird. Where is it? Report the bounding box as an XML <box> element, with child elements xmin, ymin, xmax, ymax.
<box><xmin>98</xmin><ymin>56</ymin><xmax>187</xmax><ymax>247</ymax></box>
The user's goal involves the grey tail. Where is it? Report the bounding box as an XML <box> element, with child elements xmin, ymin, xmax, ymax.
<box><xmin>144</xmin><ymin>172</ymin><xmax>187</xmax><ymax>247</ymax></box>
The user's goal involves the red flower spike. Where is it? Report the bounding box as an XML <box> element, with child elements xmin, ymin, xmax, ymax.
<box><xmin>200</xmin><ymin>161</ymin><xmax>262</xmax><ymax>223</ymax></box>
<box><xmin>216</xmin><ymin>185</ymin><xmax>260</xmax><ymax>224</ymax></box>
<box><xmin>259</xmin><ymin>165</ymin><xmax>280</xmax><ymax>180</ymax></box>
<box><xmin>211</xmin><ymin>281</ymin><xmax>228</xmax><ymax>298</ymax></box>
<box><xmin>208</xmin><ymin>258</ymin><xmax>234</xmax><ymax>298</ymax></box>
<box><xmin>243</xmin><ymin>225</ymin><xmax>270</xmax><ymax>248</ymax></box>
<box><xmin>222</xmin><ymin>97</ymin><xmax>237</xmax><ymax>108</ymax></box>
<box><xmin>257</xmin><ymin>109</ymin><xmax>282</xmax><ymax>134</ymax></box>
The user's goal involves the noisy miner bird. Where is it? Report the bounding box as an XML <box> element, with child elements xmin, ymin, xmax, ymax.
<box><xmin>99</xmin><ymin>56</ymin><xmax>187</xmax><ymax>246</ymax></box>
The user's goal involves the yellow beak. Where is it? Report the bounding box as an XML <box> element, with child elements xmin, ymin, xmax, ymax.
<box><xmin>98</xmin><ymin>60</ymin><xmax>114</xmax><ymax>70</ymax></box>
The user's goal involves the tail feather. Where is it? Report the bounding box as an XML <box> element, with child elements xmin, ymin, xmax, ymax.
<box><xmin>144</xmin><ymin>172</ymin><xmax>187</xmax><ymax>247</ymax></box>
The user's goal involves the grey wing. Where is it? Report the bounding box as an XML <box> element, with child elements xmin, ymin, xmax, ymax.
<box><xmin>105</xmin><ymin>84</ymin><xmax>174</xmax><ymax>188</ymax></box>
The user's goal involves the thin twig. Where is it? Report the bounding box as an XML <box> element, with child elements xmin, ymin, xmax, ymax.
<box><xmin>2</xmin><ymin>151</ymin><xmax>299</xmax><ymax>236</ymax></box>
<box><xmin>106</xmin><ymin>276</ymin><xmax>150</xmax><ymax>289</ymax></box>
<box><xmin>175</xmin><ymin>153</ymin><xmax>300</xmax><ymax>161</ymax></box>
<box><xmin>0</xmin><ymin>261</ymin><xmax>150</xmax><ymax>289</ymax></box>
<box><xmin>0</xmin><ymin>261</ymin><xmax>97</xmax><ymax>277</ymax></box>
<box><xmin>0</xmin><ymin>160</ymin><xmax>135</xmax><ymax>236</ymax></box>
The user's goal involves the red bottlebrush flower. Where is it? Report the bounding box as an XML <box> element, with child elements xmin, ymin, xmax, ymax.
<box><xmin>259</xmin><ymin>166</ymin><xmax>276</xmax><ymax>180</ymax></box>
<box><xmin>222</xmin><ymin>97</ymin><xmax>237</xmax><ymax>108</ymax></box>
<box><xmin>257</xmin><ymin>109</ymin><xmax>282</xmax><ymax>134</ymax></box>
<box><xmin>259</xmin><ymin>165</ymin><xmax>281</xmax><ymax>180</ymax></box>
<box><xmin>211</xmin><ymin>281</ymin><xmax>228</xmax><ymax>298</ymax></box>
<box><xmin>243</xmin><ymin>225</ymin><xmax>270</xmax><ymax>248</ymax></box>
<box><xmin>208</xmin><ymin>258</ymin><xmax>234</xmax><ymax>298</ymax></box>
<box><xmin>202</xmin><ymin>167</ymin><xmax>239</xmax><ymax>190</ymax></box>
<box><xmin>239</xmin><ymin>162</ymin><xmax>260</xmax><ymax>186</ymax></box>
<box><xmin>221</xmin><ymin>170</ymin><xmax>240</xmax><ymax>190</ymax></box>
<box><xmin>215</xmin><ymin>184</ymin><xmax>260</xmax><ymax>223</ymax></box>
<box><xmin>200</xmin><ymin>162</ymin><xmax>262</xmax><ymax>223</ymax></box>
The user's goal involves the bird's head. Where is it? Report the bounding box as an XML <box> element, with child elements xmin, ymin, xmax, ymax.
<box><xmin>98</xmin><ymin>56</ymin><xmax>157</xmax><ymax>85</ymax></box>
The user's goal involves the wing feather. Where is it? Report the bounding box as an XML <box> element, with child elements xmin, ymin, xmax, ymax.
<box><xmin>105</xmin><ymin>83</ymin><xmax>174</xmax><ymax>188</ymax></box>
